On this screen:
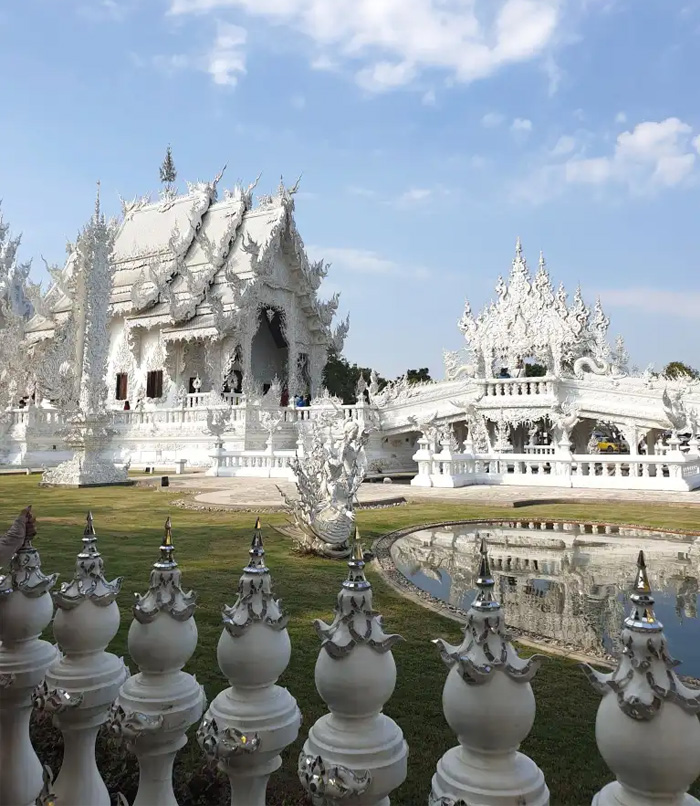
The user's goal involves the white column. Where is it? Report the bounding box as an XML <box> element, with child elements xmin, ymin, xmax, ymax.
<box><xmin>581</xmin><ymin>551</ymin><xmax>700</xmax><ymax>805</ymax></box>
<box><xmin>108</xmin><ymin>518</ymin><xmax>206</xmax><ymax>806</ymax></box>
<box><xmin>197</xmin><ymin>518</ymin><xmax>301</xmax><ymax>805</ymax></box>
<box><xmin>298</xmin><ymin>531</ymin><xmax>408</xmax><ymax>805</ymax></box>
<box><xmin>36</xmin><ymin>513</ymin><xmax>129</xmax><ymax>806</ymax></box>
<box><xmin>0</xmin><ymin>509</ymin><xmax>59</xmax><ymax>806</ymax></box>
<box><xmin>431</xmin><ymin>539</ymin><xmax>549</xmax><ymax>806</ymax></box>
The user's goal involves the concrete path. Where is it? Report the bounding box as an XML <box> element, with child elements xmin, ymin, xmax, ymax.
<box><xmin>164</xmin><ymin>474</ymin><xmax>700</xmax><ymax>510</ymax></box>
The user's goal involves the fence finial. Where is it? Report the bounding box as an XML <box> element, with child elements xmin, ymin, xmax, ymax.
<box><xmin>430</xmin><ymin>535</ymin><xmax>549</xmax><ymax>805</ymax></box>
<box><xmin>581</xmin><ymin>551</ymin><xmax>700</xmax><ymax>803</ymax></box>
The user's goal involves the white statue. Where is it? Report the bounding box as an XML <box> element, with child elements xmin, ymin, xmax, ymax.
<box><xmin>280</xmin><ymin>415</ymin><xmax>370</xmax><ymax>558</ymax></box>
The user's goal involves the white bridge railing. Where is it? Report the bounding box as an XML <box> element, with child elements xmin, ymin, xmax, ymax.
<box><xmin>412</xmin><ymin>441</ymin><xmax>700</xmax><ymax>491</ymax></box>
<box><xmin>0</xmin><ymin>513</ymin><xmax>698</xmax><ymax>806</ymax></box>
<box><xmin>207</xmin><ymin>447</ymin><xmax>297</xmax><ymax>478</ymax></box>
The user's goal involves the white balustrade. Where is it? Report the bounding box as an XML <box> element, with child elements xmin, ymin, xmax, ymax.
<box><xmin>298</xmin><ymin>532</ymin><xmax>408</xmax><ymax>805</ymax></box>
<box><xmin>37</xmin><ymin>513</ymin><xmax>129</xmax><ymax>806</ymax></box>
<box><xmin>208</xmin><ymin>448</ymin><xmax>297</xmax><ymax>478</ymax></box>
<box><xmin>581</xmin><ymin>551</ymin><xmax>700</xmax><ymax>805</ymax></box>
<box><xmin>197</xmin><ymin>518</ymin><xmax>301</xmax><ymax>804</ymax></box>
<box><xmin>0</xmin><ymin>509</ymin><xmax>59</xmax><ymax>806</ymax></box>
<box><xmin>108</xmin><ymin>518</ymin><xmax>206</xmax><ymax>806</ymax></box>
<box><xmin>431</xmin><ymin>539</ymin><xmax>549</xmax><ymax>805</ymax></box>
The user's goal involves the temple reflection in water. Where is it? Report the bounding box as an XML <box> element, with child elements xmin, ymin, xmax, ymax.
<box><xmin>391</xmin><ymin>521</ymin><xmax>700</xmax><ymax>664</ymax></box>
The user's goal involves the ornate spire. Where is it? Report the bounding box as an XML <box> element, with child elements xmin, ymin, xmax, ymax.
<box><xmin>221</xmin><ymin>518</ymin><xmax>288</xmax><ymax>637</ymax></box>
<box><xmin>314</xmin><ymin>525</ymin><xmax>402</xmax><ymax>658</ymax></box>
<box><xmin>515</xmin><ymin>236</ymin><xmax>522</xmax><ymax>258</ymax></box>
<box><xmin>159</xmin><ymin>145</ymin><xmax>177</xmax><ymax>191</ymax></box>
<box><xmin>133</xmin><ymin>518</ymin><xmax>196</xmax><ymax>623</ymax></box>
<box><xmin>94</xmin><ymin>180</ymin><xmax>102</xmax><ymax>224</ymax></box>
<box><xmin>0</xmin><ymin>507</ymin><xmax>58</xmax><ymax>599</ymax></box>
<box><xmin>625</xmin><ymin>550</ymin><xmax>660</xmax><ymax>632</ymax></box>
<box><xmin>538</xmin><ymin>249</ymin><xmax>545</xmax><ymax>270</ymax></box>
<box><xmin>472</xmin><ymin>538</ymin><xmax>499</xmax><ymax>612</ymax></box>
<box><xmin>53</xmin><ymin>512</ymin><xmax>123</xmax><ymax>609</ymax></box>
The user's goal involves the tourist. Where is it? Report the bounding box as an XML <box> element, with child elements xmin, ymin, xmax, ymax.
<box><xmin>0</xmin><ymin>507</ymin><xmax>35</xmax><ymax>566</ymax></box>
<box><xmin>280</xmin><ymin>387</ymin><xmax>289</xmax><ymax>407</ymax></box>
<box><xmin>124</xmin><ymin>400</ymin><xmax>131</xmax><ymax>411</ymax></box>
<box><xmin>304</xmin><ymin>393</ymin><xmax>311</xmax><ymax>407</ymax></box>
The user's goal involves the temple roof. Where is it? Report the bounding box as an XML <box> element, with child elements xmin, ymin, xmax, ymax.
<box><xmin>25</xmin><ymin>175</ymin><xmax>338</xmax><ymax>345</ymax></box>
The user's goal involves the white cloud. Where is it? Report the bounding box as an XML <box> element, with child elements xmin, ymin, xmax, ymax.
<box><xmin>615</xmin><ymin>111</ymin><xmax>627</xmax><ymax>124</ymax></box>
<box><xmin>481</xmin><ymin>112</ymin><xmax>505</xmax><ymax>128</ymax></box>
<box><xmin>168</xmin><ymin>0</ymin><xmax>564</xmax><ymax>92</ymax></box>
<box><xmin>564</xmin><ymin>118</ymin><xmax>698</xmax><ymax>191</ymax></box>
<box><xmin>551</xmin><ymin>134</ymin><xmax>576</xmax><ymax>156</ymax></box>
<box><xmin>511</xmin><ymin>117</ymin><xmax>533</xmax><ymax>135</ymax></box>
<box><xmin>310</xmin><ymin>246</ymin><xmax>430</xmax><ymax>280</ymax></box>
<box><xmin>397</xmin><ymin>188</ymin><xmax>433</xmax><ymax>204</ymax></box>
<box><xmin>600</xmin><ymin>287</ymin><xmax>700</xmax><ymax>319</ymax></box>
<box><xmin>206</xmin><ymin>21</ymin><xmax>246</xmax><ymax>86</ymax></box>
<box><xmin>152</xmin><ymin>53</ymin><xmax>191</xmax><ymax>75</ymax></box>
<box><xmin>347</xmin><ymin>186</ymin><xmax>377</xmax><ymax>198</ymax></box>
<box><xmin>422</xmin><ymin>88</ymin><xmax>437</xmax><ymax>106</ymax></box>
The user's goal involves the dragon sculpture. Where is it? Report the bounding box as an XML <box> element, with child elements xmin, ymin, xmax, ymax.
<box><xmin>280</xmin><ymin>414</ymin><xmax>370</xmax><ymax>558</ymax></box>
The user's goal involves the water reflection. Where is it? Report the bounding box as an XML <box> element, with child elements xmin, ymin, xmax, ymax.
<box><xmin>391</xmin><ymin>522</ymin><xmax>700</xmax><ymax>675</ymax></box>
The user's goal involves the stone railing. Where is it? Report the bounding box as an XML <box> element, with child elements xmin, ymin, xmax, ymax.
<box><xmin>207</xmin><ymin>447</ymin><xmax>297</xmax><ymax>478</ymax></box>
<box><xmin>1</xmin><ymin>512</ymin><xmax>699</xmax><ymax>806</ymax></box>
<box><xmin>412</xmin><ymin>441</ymin><xmax>700</xmax><ymax>492</ymax></box>
<box><xmin>478</xmin><ymin>376</ymin><xmax>557</xmax><ymax>398</ymax></box>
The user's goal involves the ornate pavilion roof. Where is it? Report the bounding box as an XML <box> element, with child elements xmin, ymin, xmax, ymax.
<box><xmin>458</xmin><ymin>239</ymin><xmax>610</xmax><ymax>374</ymax></box>
<box><xmin>25</xmin><ymin>174</ymin><xmax>343</xmax><ymax>348</ymax></box>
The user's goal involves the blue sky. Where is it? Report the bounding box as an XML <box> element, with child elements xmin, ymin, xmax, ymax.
<box><xmin>1</xmin><ymin>0</ymin><xmax>700</xmax><ymax>377</ymax></box>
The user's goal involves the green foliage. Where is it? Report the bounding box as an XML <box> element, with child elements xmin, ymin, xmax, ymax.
<box><xmin>406</xmin><ymin>367</ymin><xmax>432</xmax><ymax>384</ymax></box>
<box><xmin>323</xmin><ymin>350</ymin><xmax>386</xmax><ymax>403</ymax></box>
<box><xmin>525</xmin><ymin>362</ymin><xmax>547</xmax><ymax>377</ymax></box>
<box><xmin>5</xmin><ymin>477</ymin><xmax>700</xmax><ymax>804</ymax></box>
<box><xmin>663</xmin><ymin>361</ymin><xmax>699</xmax><ymax>380</ymax></box>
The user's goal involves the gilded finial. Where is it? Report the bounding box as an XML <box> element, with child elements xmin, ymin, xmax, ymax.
<box><xmin>343</xmin><ymin>525</ymin><xmax>370</xmax><ymax>592</ymax></box>
<box><xmin>472</xmin><ymin>537</ymin><xmax>499</xmax><ymax>612</ymax></box>
<box><xmin>154</xmin><ymin>517</ymin><xmax>177</xmax><ymax>570</ymax></box>
<box><xmin>85</xmin><ymin>511</ymin><xmax>95</xmax><ymax>536</ymax></box>
<box><xmin>625</xmin><ymin>550</ymin><xmax>661</xmax><ymax>632</ymax></box>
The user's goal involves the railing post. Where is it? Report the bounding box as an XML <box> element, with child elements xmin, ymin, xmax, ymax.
<box><xmin>197</xmin><ymin>518</ymin><xmax>301</xmax><ymax>805</ymax></box>
<box><xmin>0</xmin><ymin>509</ymin><xmax>59</xmax><ymax>806</ymax></box>
<box><xmin>581</xmin><ymin>551</ymin><xmax>700</xmax><ymax>805</ymax></box>
<box><xmin>38</xmin><ymin>512</ymin><xmax>129</xmax><ymax>806</ymax></box>
<box><xmin>298</xmin><ymin>530</ymin><xmax>408</xmax><ymax>805</ymax></box>
<box><xmin>430</xmin><ymin>539</ymin><xmax>549</xmax><ymax>805</ymax></box>
<box><xmin>109</xmin><ymin>518</ymin><xmax>206</xmax><ymax>806</ymax></box>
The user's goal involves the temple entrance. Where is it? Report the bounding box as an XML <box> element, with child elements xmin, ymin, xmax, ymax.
<box><xmin>251</xmin><ymin>306</ymin><xmax>288</xmax><ymax>392</ymax></box>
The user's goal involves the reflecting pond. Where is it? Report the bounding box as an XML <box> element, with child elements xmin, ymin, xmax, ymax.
<box><xmin>390</xmin><ymin>520</ymin><xmax>700</xmax><ymax>676</ymax></box>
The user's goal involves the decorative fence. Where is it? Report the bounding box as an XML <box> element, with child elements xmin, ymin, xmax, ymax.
<box><xmin>412</xmin><ymin>439</ymin><xmax>700</xmax><ymax>492</ymax></box>
<box><xmin>1</xmin><ymin>511</ymin><xmax>700</xmax><ymax>806</ymax></box>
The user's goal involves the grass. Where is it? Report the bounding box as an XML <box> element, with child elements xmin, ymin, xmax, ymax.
<box><xmin>2</xmin><ymin>475</ymin><xmax>699</xmax><ymax>804</ymax></box>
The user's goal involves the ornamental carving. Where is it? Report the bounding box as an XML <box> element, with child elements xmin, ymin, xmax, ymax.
<box><xmin>197</xmin><ymin>716</ymin><xmax>261</xmax><ymax>763</ymax></box>
<box><xmin>298</xmin><ymin>753</ymin><xmax>371</xmax><ymax>804</ymax></box>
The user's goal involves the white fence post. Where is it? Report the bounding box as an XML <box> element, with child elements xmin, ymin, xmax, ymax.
<box><xmin>109</xmin><ymin>517</ymin><xmax>206</xmax><ymax>806</ymax></box>
<box><xmin>0</xmin><ymin>509</ymin><xmax>59</xmax><ymax>806</ymax></box>
<box><xmin>581</xmin><ymin>551</ymin><xmax>700</xmax><ymax>805</ymax></box>
<box><xmin>197</xmin><ymin>517</ymin><xmax>301</xmax><ymax>805</ymax></box>
<box><xmin>298</xmin><ymin>530</ymin><xmax>408</xmax><ymax>805</ymax></box>
<box><xmin>431</xmin><ymin>538</ymin><xmax>549</xmax><ymax>805</ymax></box>
<box><xmin>36</xmin><ymin>512</ymin><xmax>129</xmax><ymax>806</ymax></box>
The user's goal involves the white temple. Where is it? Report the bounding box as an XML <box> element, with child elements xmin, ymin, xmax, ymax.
<box><xmin>2</xmin><ymin>175</ymin><xmax>700</xmax><ymax>491</ymax></box>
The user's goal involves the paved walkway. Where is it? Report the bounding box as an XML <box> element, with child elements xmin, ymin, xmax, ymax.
<box><xmin>164</xmin><ymin>474</ymin><xmax>700</xmax><ymax>510</ymax></box>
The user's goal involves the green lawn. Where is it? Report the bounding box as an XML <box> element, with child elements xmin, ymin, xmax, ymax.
<box><xmin>2</xmin><ymin>475</ymin><xmax>699</xmax><ymax>805</ymax></box>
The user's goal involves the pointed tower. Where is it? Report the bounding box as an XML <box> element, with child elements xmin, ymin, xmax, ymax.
<box><xmin>581</xmin><ymin>551</ymin><xmax>700</xmax><ymax>804</ymax></box>
<box><xmin>159</xmin><ymin>145</ymin><xmax>177</xmax><ymax>196</ymax></box>
<box><xmin>197</xmin><ymin>517</ymin><xmax>300</xmax><ymax>805</ymax></box>
<box><xmin>41</xmin><ymin>185</ymin><xmax>130</xmax><ymax>487</ymax></box>
<box><xmin>430</xmin><ymin>538</ymin><xmax>549</xmax><ymax>805</ymax></box>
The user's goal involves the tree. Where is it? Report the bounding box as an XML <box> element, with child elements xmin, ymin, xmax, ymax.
<box><xmin>323</xmin><ymin>351</ymin><xmax>386</xmax><ymax>404</ymax></box>
<box><xmin>525</xmin><ymin>362</ymin><xmax>546</xmax><ymax>377</ymax></box>
<box><xmin>662</xmin><ymin>361</ymin><xmax>699</xmax><ymax>381</ymax></box>
<box><xmin>159</xmin><ymin>145</ymin><xmax>177</xmax><ymax>191</ymax></box>
<box><xmin>405</xmin><ymin>368</ymin><xmax>431</xmax><ymax>384</ymax></box>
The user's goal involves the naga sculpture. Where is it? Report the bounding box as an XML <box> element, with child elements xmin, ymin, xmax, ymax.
<box><xmin>280</xmin><ymin>415</ymin><xmax>370</xmax><ymax>558</ymax></box>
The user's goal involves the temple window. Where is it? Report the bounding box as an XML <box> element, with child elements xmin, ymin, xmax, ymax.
<box><xmin>146</xmin><ymin>370</ymin><xmax>164</xmax><ymax>398</ymax></box>
<box><xmin>115</xmin><ymin>373</ymin><xmax>128</xmax><ymax>401</ymax></box>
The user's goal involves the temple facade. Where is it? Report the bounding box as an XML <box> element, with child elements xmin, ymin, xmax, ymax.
<box><xmin>2</xmin><ymin>186</ymin><xmax>700</xmax><ymax>492</ymax></box>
